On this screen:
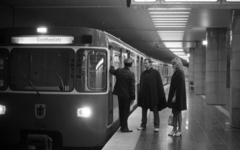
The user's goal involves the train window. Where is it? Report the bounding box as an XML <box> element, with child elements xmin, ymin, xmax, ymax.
<box><xmin>10</xmin><ymin>48</ymin><xmax>74</xmax><ymax>92</ymax></box>
<box><xmin>0</xmin><ymin>49</ymin><xmax>8</xmax><ymax>90</ymax></box>
<box><xmin>87</xmin><ymin>50</ymin><xmax>107</xmax><ymax>91</ymax></box>
<box><xmin>75</xmin><ymin>49</ymin><xmax>107</xmax><ymax>92</ymax></box>
<box><xmin>113</xmin><ymin>54</ymin><xmax>121</xmax><ymax>68</ymax></box>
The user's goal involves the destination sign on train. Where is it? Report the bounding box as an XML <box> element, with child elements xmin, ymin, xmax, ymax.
<box><xmin>11</xmin><ymin>36</ymin><xmax>74</xmax><ymax>44</ymax></box>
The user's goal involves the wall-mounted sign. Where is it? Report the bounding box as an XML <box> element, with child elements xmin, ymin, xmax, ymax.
<box><xmin>12</xmin><ymin>35</ymin><xmax>74</xmax><ymax>44</ymax></box>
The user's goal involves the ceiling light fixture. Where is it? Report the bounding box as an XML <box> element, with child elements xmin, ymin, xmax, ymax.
<box><xmin>148</xmin><ymin>8</ymin><xmax>191</xmax><ymax>10</ymax></box>
<box><xmin>154</xmin><ymin>23</ymin><xmax>186</xmax><ymax>26</ymax></box>
<box><xmin>158</xmin><ymin>31</ymin><xmax>185</xmax><ymax>33</ymax></box>
<box><xmin>152</xmin><ymin>18</ymin><xmax>188</xmax><ymax>21</ymax></box>
<box><xmin>164</xmin><ymin>0</ymin><xmax>217</xmax><ymax>1</ymax></box>
<box><xmin>151</xmin><ymin>15</ymin><xmax>189</xmax><ymax>17</ymax></box>
<box><xmin>149</xmin><ymin>12</ymin><xmax>190</xmax><ymax>14</ymax></box>
<box><xmin>164</xmin><ymin>42</ymin><xmax>183</xmax><ymax>47</ymax></box>
<box><xmin>153</xmin><ymin>20</ymin><xmax>187</xmax><ymax>23</ymax></box>
<box><xmin>226</xmin><ymin>0</ymin><xmax>240</xmax><ymax>1</ymax></box>
<box><xmin>135</xmin><ymin>0</ymin><xmax>156</xmax><ymax>2</ymax></box>
<box><xmin>169</xmin><ymin>49</ymin><xmax>184</xmax><ymax>51</ymax></box>
<box><xmin>155</xmin><ymin>26</ymin><xmax>186</xmax><ymax>27</ymax></box>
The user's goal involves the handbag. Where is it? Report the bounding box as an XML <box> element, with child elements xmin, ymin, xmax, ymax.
<box><xmin>168</xmin><ymin>114</ymin><xmax>173</xmax><ymax>126</ymax></box>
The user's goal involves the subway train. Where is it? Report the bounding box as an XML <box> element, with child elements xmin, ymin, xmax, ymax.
<box><xmin>0</xmin><ymin>27</ymin><xmax>174</xmax><ymax>149</ymax></box>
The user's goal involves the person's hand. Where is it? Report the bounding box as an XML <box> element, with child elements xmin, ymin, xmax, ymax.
<box><xmin>172</xmin><ymin>93</ymin><xmax>176</xmax><ymax>103</ymax></box>
<box><xmin>130</xmin><ymin>100</ymin><xmax>134</xmax><ymax>105</ymax></box>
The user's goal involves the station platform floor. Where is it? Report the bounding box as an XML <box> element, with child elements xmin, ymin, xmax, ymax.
<box><xmin>102</xmin><ymin>83</ymin><xmax>240</xmax><ymax>150</ymax></box>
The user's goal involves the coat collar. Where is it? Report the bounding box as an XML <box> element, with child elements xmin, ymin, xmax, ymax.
<box><xmin>146</xmin><ymin>67</ymin><xmax>153</xmax><ymax>73</ymax></box>
<box><xmin>124</xmin><ymin>67</ymin><xmax>131</xmax><ymax>70</ymax></box>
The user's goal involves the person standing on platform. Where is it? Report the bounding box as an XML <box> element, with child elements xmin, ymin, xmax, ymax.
<box><xmin>109</xmin><ymin>58</ymin><xmax>135</xmax><ymax>133</ymax></box>
<box><xmin>167</xmin><ymin>57</ymin><xmax>187</xmax><ymax>137</ymax></box>
<box><xmin>137</xmin><ymin>58</ymin><xmax>167</xmax><ymax>132</ymax></box>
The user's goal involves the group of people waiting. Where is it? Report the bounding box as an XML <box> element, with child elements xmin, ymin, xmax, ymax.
<box><xmin>109</xmin><ymin>57</ymin><xmax>187</xmax><ymax>137</ymax></box>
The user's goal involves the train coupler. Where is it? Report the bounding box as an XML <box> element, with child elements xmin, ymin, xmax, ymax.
<box><xmin>27</xmin><ymin>134</ymin><xmax>52</xmax><ymax>150</ymax></box>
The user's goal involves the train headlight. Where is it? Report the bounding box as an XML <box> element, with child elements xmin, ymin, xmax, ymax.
<box><xmin>77</xmin><ymin>107</ymin><xmax>91</xmax><ymax>118</ymax></box>
<box><xmin>0</xmin><ymin>105</ymin><xmax>6</xmax><ymax>115</ymax></box>
<box><xmin>37</xmin><ymin>27</ymin><xmax>47</xmax><ymax>33</ymax></box>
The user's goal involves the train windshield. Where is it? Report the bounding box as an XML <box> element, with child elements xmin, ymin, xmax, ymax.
<box><xmin>10</xmin><ymin>48</ymin><xmax>74</xmax><ymax>92</ymax></box>
<box><xmin>76</xmin><ymin>49</ymin><xmax>107</xmax><ymax>92</ymax></box>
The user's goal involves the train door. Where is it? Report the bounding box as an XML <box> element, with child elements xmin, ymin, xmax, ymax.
<box><xmin>136</xmin><ymin>56</ymin><xmax>140</xmax><ymax>98</ymax></box>
<box><xmin>140</xmin><ymin>57</ymin><xmax>144</xmax><ymax>73</ymax></box>
<box><xmin>108</xmin><ymin>48</ymin><xmax>121</xmax><ymax>125</ymax></box>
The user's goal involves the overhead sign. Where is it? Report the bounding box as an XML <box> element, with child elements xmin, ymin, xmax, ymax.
<box><xmin>12</xmin><ymin>35</ymin><xmax>74</xmax><ymax>44</ymax></box>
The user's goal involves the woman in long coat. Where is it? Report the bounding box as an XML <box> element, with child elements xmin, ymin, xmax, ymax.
<box><xmin>167</xmin><ymin>57</ymin><xmax>187</xmax><ymax>137</ymax></box>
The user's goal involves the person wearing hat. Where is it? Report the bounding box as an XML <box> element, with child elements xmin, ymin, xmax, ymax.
<box><xmin>109</xmin><ymin>57</ymin><xmax>135</xmax><ymax>132</ymax></box>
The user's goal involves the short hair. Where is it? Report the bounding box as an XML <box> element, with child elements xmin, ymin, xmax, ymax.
<box><xmin>172</xmin><ymin>57</ymin><xmax>183</xmax><ymax>71</ymax></box>
<box><xmin>144</xmin><ymin>58</ymin><xmax>153</xmax><ymax>64</ymax></box>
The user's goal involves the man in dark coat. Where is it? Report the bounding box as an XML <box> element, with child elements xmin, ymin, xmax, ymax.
<box><xmin>137</xmin><ymin>58</ymin><xmax>166</xmax><ymax>132</ymax></box>
<box><xmin>109</xmin><ymin>58</ymin><xmax>135</xmax><ymax>132</ymax></box>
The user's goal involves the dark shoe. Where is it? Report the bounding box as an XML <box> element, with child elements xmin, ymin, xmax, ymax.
<box><xmin>121</xmin><ymin>129</ymin><xmax>133</xmax><ymax>132</ymax></box>
<box><xmin>137</xmin><ymin>127</ymin><xmax>146</xmax><ymax>130</ymax></box>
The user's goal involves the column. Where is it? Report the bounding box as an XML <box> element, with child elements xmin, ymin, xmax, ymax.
<box><xmin>202</xmin><ymin>46</ymin><xmax>206</xmax><ymax>95</ymax></box>
<box><xmin>188</xmin><ymin>47</ymin><xmax>195</xmax><ymax>90</ymax></box>
<box><xmin>194</xmin><ymin>41</ymin><xmax>205</xmax><ymax>95</ymax></box>
<box><xmin>230</xmin><ymin>10</ymin><xmax>240</xmax><ymax>128</ymax></box>
<box><xmin>206</xmin><ymin>28</ymin><xmax>228</xmax><ymax>105</ymax></box>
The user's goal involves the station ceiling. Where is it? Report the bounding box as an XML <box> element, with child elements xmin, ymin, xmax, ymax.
<box><xmin>0</xmin><ymin>0</ymin><xmax>239</xmax><ymax>65</ymax></box>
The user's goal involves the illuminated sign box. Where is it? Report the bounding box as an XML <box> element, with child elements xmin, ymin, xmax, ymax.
<box><xmin>12</xmin><ymin>36</ymin><xmax>74</xmax><ymax>44</ymax></box>
<box><xmin>132</xmin><ymin>0</ymin><xmax>161</xmax><ymax>5</ymax></box>
<box><xmin>161</xmin><ymin>0</ymin><xmax>220</xmax><ymax>4</ymax></box>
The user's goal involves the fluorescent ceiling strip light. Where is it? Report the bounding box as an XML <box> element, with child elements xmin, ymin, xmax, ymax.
<box><xmin>151</xmin><ymin>15</ymin><xmax>189</xmax><ymax>17</ymax></box>
<box><xmin>152</xmin><ymin>18</ymin><xmax>188</xmax><ymax>21</ymax></box>
<box><xmin>154</xmin><ymin>23</ymin><xmax>186</xmax><ymax>25</ymax></box>
<box><xmin>159</xmin><ymin>36</ymin><xmax>184</xmax><ymax>40</ymax></box>
<box><xmin>164</xmin><ymin>42</ymin><xmax>183</xmax><ymax>47</ymax></box>
<box><xmin>170</xmin><ymin>49</ymin><xmax>184</xmax><ymax>51</ymax></box>
<box><xmin>158</xmin><ymin>33</ymin><xmax>184</xmax><ymax>36</ymax></box>
<box><xmin>135</xmin><ymin>0</ymin><xmax>156</xmax><ymax>2</ymax></box>
<box><xmin>158</xmin><ymin>32</ymin><xmax>184</xmax><ymax>36</ymax></box>
<box><xmin>155</xmin><ymin>26</ymin><xmax>186</xmax><ymax>27</ymax></box>
<box><xmin>153</xmin><ymin>21</ymin><xmax>187</xmax><ymax>23</ymax></box>
<box><xmin>159</xmin><ymin>34</ymin><xmax>184</xmax><ymax>37</ymax></box>
<box><xmin>148</xmin><ymin>8</ymin><xmax>191</xmax><ymax>10</ymax></box>
<box><xmin>173</xmin><ymin>52</ymin><xmax>185</xmax><ymax>55</ymax></box>
<box><xmin>158</xmin><ymin>31</ymin><xmax>184</xmax><ymax>33</ymax></box>
<box><xmin>164</xmin><ymin>0</ymin><xmax>217</xmax><ymax>1</ymax></box>
<box><xmin>226</xmin><ymin>0</ymin><xmax>240</xmax><ymax>1</ymax></box>
<box><xmin>149</xmin><ymin>12</ymin><xmax>190</xmax><ymax>14</ymax></box>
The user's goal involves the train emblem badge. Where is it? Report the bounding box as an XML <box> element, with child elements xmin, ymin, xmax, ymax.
<box><xmin>35</xmin><ymin>104</ymin><xmax>46</xmax><ymax>119</ymax></box>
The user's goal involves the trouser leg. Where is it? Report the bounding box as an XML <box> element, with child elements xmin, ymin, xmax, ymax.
<box><xmin>140</xmin><ymin>108</ymin><xmax>148</xmax><ymax>128</ymax></box>
<box><xmin>118</xmin><ymin>96</ymin><xmax>130</xmax><ymax>130</ymax></box>
<box><xmin>118</xmin><ymin>97</ymin><xmax>123</xmax><ymax>129</ymax></box>
<box><xmin>153</xmin><ymin>106</ymin><xmax>160</xmax><ymax>128</ymax></box>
